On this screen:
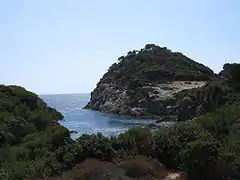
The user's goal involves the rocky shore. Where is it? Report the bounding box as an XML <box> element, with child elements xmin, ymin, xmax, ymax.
<box><xmin>85</xmin><ymin>81</ymin><xmax>208</xmax><ymax>120</ymax></box>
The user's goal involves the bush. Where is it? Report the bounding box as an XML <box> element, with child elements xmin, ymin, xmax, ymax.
<box><xmin>51</xmin><ymin>124</ymin><xmax>70</xmax><ymax>148</ymax></box>
<box><xmin>119</xmin><ymin>127</ymin><xmax>153</xmax><ymax>156</ymax></box>
<box><xmin>223</xmin><ymin>63</ymin><xmax>240</xmax><ymax>83</ymax></box>
<box><xmin>180</xmin><ymin>140</ymin><xmax>219</xmax><ymax>180</ymax></box>
<box><xmin>77</xmin><ymin>133</ymin><xmax>117</xmax><ymax>162</ymax></box>
<box><xmin>152</xmin><ymin>121</ymin><xmax>213</xmax><ymax>169</ymax></box>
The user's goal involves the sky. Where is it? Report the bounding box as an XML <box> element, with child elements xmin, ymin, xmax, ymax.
<box><xmin>0</xmin><ymin>0</ymin><xmax>239</xmax><ymax>94</ymax></box>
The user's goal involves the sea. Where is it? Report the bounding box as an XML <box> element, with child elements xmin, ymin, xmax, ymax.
<box><xmin>41</xmin><ymin>94</ymin><xmax>154</xmax><ymax>139</ymax></box>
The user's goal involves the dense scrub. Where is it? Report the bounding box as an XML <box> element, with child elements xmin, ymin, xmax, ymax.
<box><xmin>171</xmin><ymin>63</ymin><xmax>240</xmax><ymax>121</ymax></box>
<box><xmin>174</xmin><ymin>80</ymin><xmax>239</xmax><ymax>121</ymax></box>
<box><xmin>0</xmin><ymin>85</ymin><xmax>71</xmax><ymax>179</ymax></box>
<box><xmin>100</xmin><ymin>44</ymin><xmax>216</xmax><ymax>89</ymax></box>
<box><xmin>153</xmin><ymin>104</ymin><xmax>240</xmax><ymax>180</ymax></box>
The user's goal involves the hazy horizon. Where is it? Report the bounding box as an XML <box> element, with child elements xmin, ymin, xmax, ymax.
<box><xmin>1</xmin><ymin>1</ymin><xmax>239</xmax><ymax>94</ymax></box>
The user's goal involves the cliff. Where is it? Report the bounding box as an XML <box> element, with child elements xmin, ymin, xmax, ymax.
<box><xmin>85</xmin><ymin>44</ymin><xmax>218</xmax><ymax>121</ymax></box>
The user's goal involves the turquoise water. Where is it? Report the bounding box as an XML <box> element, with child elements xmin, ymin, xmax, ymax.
<box><xmin>41</xmin><ymin>94</ymin><xmax>153</xmax><ymax>139</ymax></box>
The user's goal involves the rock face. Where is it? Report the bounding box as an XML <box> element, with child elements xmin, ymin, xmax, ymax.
<box><xmin>85</xmin><ymin>44</ymin><xmax>217</xmax><ymax>121</ymax></box>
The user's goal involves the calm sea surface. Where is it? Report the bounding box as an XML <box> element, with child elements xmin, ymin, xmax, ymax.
<box><xmin>41</xmin><ymin>94</ymin><xmax>153</xmax><ymax>139</ymax></box>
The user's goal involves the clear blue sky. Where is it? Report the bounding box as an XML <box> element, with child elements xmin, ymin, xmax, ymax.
<box><xmin>0</xmin><ymin>0</ymin><xmax>239</xmax><ymax>94</ymax></box>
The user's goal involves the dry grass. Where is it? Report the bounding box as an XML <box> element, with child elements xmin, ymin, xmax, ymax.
<box><xmin>121</xmin><ymin>155</ymin><xmax>168</xmax><ymax>179</ymax></box>
<box><xmin>43</xmin><ymin>156</ymin><xmax>187</xmax><ymax>180</ymax></box>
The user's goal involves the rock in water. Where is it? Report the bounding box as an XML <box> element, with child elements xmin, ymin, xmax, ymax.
<box><xmin>70</xmin><ymin>130</ymin><xmax>78</xmax><ymax>134</ymax></box>
<box><xmin>85</xmin><ymin>44</ymin><xmax>217</xmax><ymax>121</ymax></box>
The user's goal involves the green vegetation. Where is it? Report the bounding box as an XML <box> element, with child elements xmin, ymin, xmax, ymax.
<box><xmin>48</xmin><ymin>103</ymin><xmax>240</xmax><ymax>180</ymax></box>
<box><xmin>102</xmin><ymin>44</ymin><xmax>216</xmax><ymax>89</ymax></box>
<box><xmin>85</xmin><ymin>44</ymin><xmax>221</xmax><ymax>117</ymax></box>
<box><xmin>1</xmin><ymin>86</ymin><xmax>240</xmax><ymax>179</ymax></box>
<box><xmin>0</xmin><ymin>85</ymin><xmax>71</xmax><ymax>179</ymax></box>
<box><xmin>1</xmin><ymin>62</ymin><xmax>240</xmax><ymax>179</ymax></box>
<box><xmin>66</xmin><ymin>103</ymin><xmax>240</xmax><ymax>180</ymax></box>
<box><xmin>163</xmin><ymin>63</ymin><xmax>240</xmax><ymax>121</ymax></box>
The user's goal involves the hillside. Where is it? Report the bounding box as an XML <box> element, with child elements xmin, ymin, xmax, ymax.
<box><xmin>85</xmin><ymin>44</ymin><xmax>218</xmax><ymax>120</ymax></box>
<box><xmin>0</xmin><ymin>85</ymin><xmax>71</xmax><ymax>179</ymax></box>
<box><xmin>100</xmin><ymin>44</ymin><xmax>216</xmax><ymax>86</ymax></box>
<box><xmin>0</xmin><ymin>62</ymin><xmax>239</xmax><ymax>180</ymax></box>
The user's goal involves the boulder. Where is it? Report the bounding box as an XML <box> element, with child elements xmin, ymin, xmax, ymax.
<box><xmin>70</xmin><ymin>130</ymin><xmax>78</xmax><ymax>134</ymax></box>
<box><xmin>147</xmin><ymin>123</ymin><xmax>157</xmax><ymax>128</ymax></box>
<box><xmin>129</xmin><ymin>108</ymin><xmax>144</xmax><ymax>116</ymax></box>
<box><xmin>156</xmin><ymin>115</ymin><xmax>178</xmax><ymax>123</ymax></box>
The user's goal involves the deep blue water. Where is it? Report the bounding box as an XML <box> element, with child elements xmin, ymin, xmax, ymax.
<box><xmin>41</xmin><ymin>94</ymin><xmax>153</xmax><ymax>139</ymax></box>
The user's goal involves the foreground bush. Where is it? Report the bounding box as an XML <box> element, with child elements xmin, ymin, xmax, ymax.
<box><xmin>152</xmin><ymin>121</ymin><xmax>213</xmax><ymax>169</ymax></box>
<box><xmin>180</xmin><ymin>140</ymin><xmax>219</xmax><ymax>179</ymax></box>
<box><xmin>111</xmin><ymin>127</ymin><xmax>153</xmax><ymax>158</ymax></box>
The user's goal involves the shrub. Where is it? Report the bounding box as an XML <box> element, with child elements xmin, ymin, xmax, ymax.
<box><xmin>180</xmin><ymin>140</ymin><xmax>219</xmax><ymax>180</ymax></box>
<box><xmin>51</xmin><ymin>124</ymin><xmax>71</xmax><ymax>148</ymax></box>
<box><xmin>77</xmin><ymin>133</ymin><xmax>117</xmax><ymax>161</ymax></box>
<box><xmin>152</xmin><ymin>121</ymin><xmax>213</xmax><ymax>169</ymax></box>
<box><xmin>30</xmin><ymin>112</ymin><xmax>52</xmax><ymax>131</ymax></box>
<box><xmin>113</xmin><ymin>127</ymin><xmax>153</xmax><ymax>157</ymax></box>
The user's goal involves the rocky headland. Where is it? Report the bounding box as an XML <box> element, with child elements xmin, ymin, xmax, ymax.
<box><xmin>84</xmin><ymin>44</ymin><xmax>222</xmax><ymax>121</ymax></box>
